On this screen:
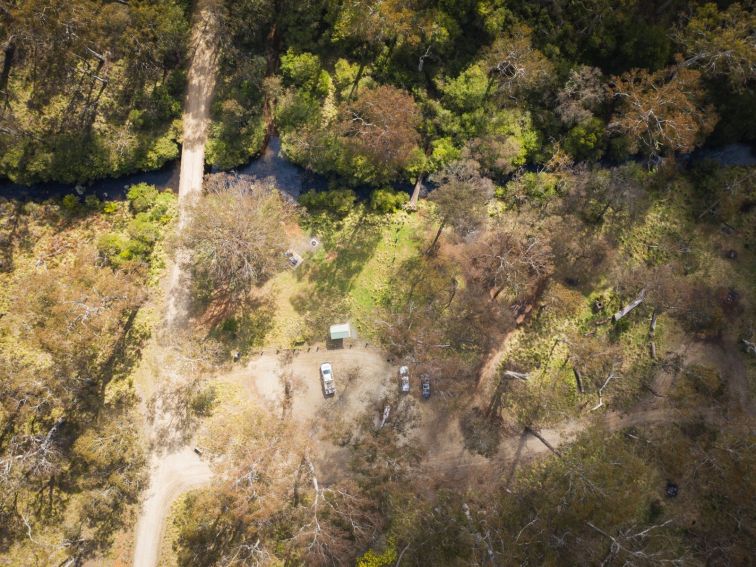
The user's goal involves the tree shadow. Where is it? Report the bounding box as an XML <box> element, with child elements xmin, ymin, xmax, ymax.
<box><xmin>503</xmin><ymin>430</ymin><xmax>528</xmax><ymax>490</ymax></box>
<box><xmin>290</xmin><ymin>212</ymin><xmax>384</xmax><ymax>336</ymax></box>
<box><xmin>206</xmin><ymin>293</ymin><xmax>276</xmax><ymax>356</ymax></box>
<box><xmin>460</xmin><ymin>407</ymin><xmax>502</xmax><ymax>458</ymax></box>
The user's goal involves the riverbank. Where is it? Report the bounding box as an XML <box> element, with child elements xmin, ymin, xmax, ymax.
<box><xmin>1</xmin><ymin>141</ymin><xmax>753</xmax><ymax>204</ymax></box>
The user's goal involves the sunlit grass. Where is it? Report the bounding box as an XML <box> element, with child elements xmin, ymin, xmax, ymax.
<box><xmin>263</xmin><ymin>207</ymin><xmax>424</xmax><ymax>346</ymax></box>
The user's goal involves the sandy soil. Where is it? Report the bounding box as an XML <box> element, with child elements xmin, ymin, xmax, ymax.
<box><xmin>223</xmin><ymin>345</ymin><xmax>396</xmax><ymax>423</ymax></box>
<box><xmin>217</xmin><ymin>345</ymin><xmax>406</xmax><ymax>483</ymax></box>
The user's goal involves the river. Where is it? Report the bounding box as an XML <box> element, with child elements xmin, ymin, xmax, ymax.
<box><xmin>0</xmin><ymin>140</ymin><xmax>753</xmax><ymax>203</ymax></box>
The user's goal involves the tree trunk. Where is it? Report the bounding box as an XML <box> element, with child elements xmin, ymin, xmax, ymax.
<box><xmin>648</xmin><ymin>309</ymin><xmax>658</xmax><ymax>359</ymax></box>
<box><xmin>486</xmin><ymin>378</ymin><xmax>504</xmax><ymax>418</ymax></box>
<box><xmin>442</xmin><ymin>277</ymin><xmax>458</xmax><ymax>310</ymax></box>
<box><xmin>648</xmin><ymin>309</ymin><xmax>657</xmax><ymax>339</ymax></box>
<box><xmin>348</xmin><ymin>59</ymin><xmax>367</xmax><ymax>101</ymax></box>
<box><xmin>379</xmin><ymin>405</ymin><xmax>390</xmax><ymax>429</ymax></box>
<box><xmin>524</xmin><ymin>426</ymin><xmax>561</xmax><ymax>456</ymax></box>
<box><xmin>503</xmin><ymin>370</ymin><xmax>529</xmax><ymax>381</ymax></box>
<box><xmin>409</xmin><ymin>173</ymin><xmax>424</xmax><ymax>208</ymax></box>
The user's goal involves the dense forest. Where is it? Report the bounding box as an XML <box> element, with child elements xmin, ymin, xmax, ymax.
<box><xmin>1</xmin><ymin>0</ymin><xmax>754</xmax><ymax>185</ymax></box>
<box><xmin>0</xmin><ymin>1</ymin><xmax>754</xmax><ymax>566</ymax></box>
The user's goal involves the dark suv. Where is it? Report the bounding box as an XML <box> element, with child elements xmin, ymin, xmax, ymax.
<box><xmin>421</xmin><ymin>375</ymin><xmax>431</xmax><ymax>399</ymax></box>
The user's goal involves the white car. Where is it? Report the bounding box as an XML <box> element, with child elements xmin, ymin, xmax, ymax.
<box><xmin>399</xmin><ymin>366</ymin><xmax>410</xmax><ymax>393</ymax></box>
<box><xmin>320</xmin><ymin>362</ymin><xmax>335</xmax><ymax>396</ymax></box>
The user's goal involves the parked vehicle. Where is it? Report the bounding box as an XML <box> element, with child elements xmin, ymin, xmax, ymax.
<box><xmin>399</xmin><ymin>366</ymin><xmax>410</xmax><ymax>393</ymax></box>
<box><xmin>421</xmin><ymin>374</ymin><xmax>431</xmax><ymax>399</ymax></box>
<box><xmin>320</xmin><ymin>362</ymin><xmax>336</xmax><ymax>396</ymax></box>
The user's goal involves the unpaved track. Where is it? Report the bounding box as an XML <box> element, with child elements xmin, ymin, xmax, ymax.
<box><xmin>133</xmin><ymin>3</ymin><xmax>218</xmax><ymax>566</ymax></box>
<box><xmin>132</xmin><ymin>448</ymin><xmax>212</xmax><ymax>567</ymax></box>
<box><xmin>424</xmin><ymin>339</ymin><xmax>750</xmax><ymax>484</ymax></box>
<box><xmin>165</xmin><ymin>0</ymin><xmax>219</xmax><ymax>326</ymax></box>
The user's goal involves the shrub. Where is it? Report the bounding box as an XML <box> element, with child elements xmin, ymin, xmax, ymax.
<box><xmin>357</xmin><ymin>543</ymin><xmax>397</xmax><ymax>567</ymax></box>
<box><xmin>370</xmin><ymin>188</ymin><xmax>409</xmax><ymax>213</ymax></box>
<box><xmin>499</xmin><ymin>171</ymin><xmax>560</xmax><ymax>206</ymax></box>
<box><xmin>299</xmin><ymin>189</ymin><xmax>357</xmax><ymax>217</ymax></box>
<box><xmin>127</xmin><ymin>183</ymin><xmax>160</xmax><ymax>213</ymax></box>
<box><xmin>102</xmin><ymin>202</ymin><xmax>119</xmax><ymax>214</ymax></box>
<box><xmin>564</xmin><ymin>118</ymin><xmax>605</xmax><ymax>161</ymax></box>
<box><xmin>280</xmin><ymin>49</ymin><xmax>329</xmax><ymax>96</ymax></box>
<box><xmin>127</xmin><ymin>213</ymin><xmax>161</xmax><ymax>245</ymax></box>
<box><xmin>97</xmin><ymin>232</ymin><xmax>133</xmax><ymax>266</ymax></box>
<box><xmin>84</xmin><ymin>194</ymin><xmax>102</xmax><ymax>210</ymax></box>
<box><xmin>61</xmin><ymin>194</ymin><xmax>80</xmax><ymax>212</ymax></box>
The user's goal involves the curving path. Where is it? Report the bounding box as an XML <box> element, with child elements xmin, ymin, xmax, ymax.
<box><xmin>133</xmin><ymin>2</ymin><xmax>219</xmax><ymax>566</ymax></box>
<box><xmin>132</xmin><ymin>448</ymin><xmax>212</xmax><ymax>567</ymax></box>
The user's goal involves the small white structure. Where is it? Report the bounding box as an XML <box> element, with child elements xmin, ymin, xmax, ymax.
<box><xmin>329</xmin><ymin>323</ymin><xmax>351</xmax><ymax>340</ymax></box>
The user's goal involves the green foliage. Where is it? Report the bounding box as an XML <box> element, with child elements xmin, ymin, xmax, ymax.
<box><xmin>499</xmin><ymin>171</ymin><xmax>560</xmax><ymax>206</ymax></box>
<box><xmin>1</xmin><ymin>0</ymin><xmax>189</xmax><ymax>183</ymax></box>
<box><xmin>370</xmin><ymin>188</ymin><xmax>409</xmax><ymax>214</ymax></box>
<box><xmin>564</xmin><ymin>117</ymin><xmax>605</xmax><ymax>161</ymax></box>
<box><xmin>428</xmin><ymin>137</ymin><xmax>461</xmax><ymax>172</ymax></box>
<box><xmin>280</xmin><ymin>49</ymin><xmax>329</xmax><ymax>97</ymax></box>
<box><xmin>127</xmin><ymin>183</ymin><xmax>160</xmax><ymax>213</ymax></box>
<box><xmin>333</xmin><ymin>58</ymin><xmax>360</xmax><ymax>96</ymax></box>
<box><xmin>205</xmin><ymin>115</ymin><xmax>266</xmax><ymax>170</ymax></box>
<box><xmin>99</xmin><ymin>184</ymin><xmax>175</xmax><ymax>267</ymax></box>
<box><xmin>84</xmin><ymin>194</ymin><xmax>102</xmax><ymax>210</ymax></box>
<box><xmin>299</xmin><ymin>189</ymin><xmax>357</xmax><ymax>217</ymax></box>
<box><xmin>357</xmin><ymin>543</ymin><xmax>397</xmax><ymax>567</ymax></box>
<box><xmin>102</xmin><ymin>201</ymin><xmax>119</xmax><ymax>214</ymax></box>
<box><xmin>61</xmin><ymin>194</ymin><xmax>81</xmax><ymax>212</ymax></box>
<box><xmin>438</xmin><ymin>64</ymin><xmax>489</xmax><ymax>113</ymax></box>
<box><xmin>275</xmin><ymin>90</ymin><xmax>322</xmax><ymax>130</ymax></box>
<box><xmin>97</xmin><ymin>232</ymin><xmax>137</xmax><ymax>267</ymax></box>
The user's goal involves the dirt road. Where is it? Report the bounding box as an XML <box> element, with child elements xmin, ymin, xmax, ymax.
<box><xmin>132</xmin><ymin>448</ymin><xmax>212</xmax><ymax>567</ymax></box>
<box><xmin>132</xmin><ymin>3</ymin><xmax>219</xmax><ymax>566</ymax></box>
<box><xmin>165</xmin><ymin>0</ymin><xmax>219</xmax><ymax>327</ymax></box>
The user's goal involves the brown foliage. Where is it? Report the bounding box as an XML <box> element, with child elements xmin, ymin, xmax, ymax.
<box><xmin>468</xmin><ymin>223</ymin><xmax>553</xmax><ymax>301</ymax></box>
<box><xmin>485</xmin><ymin>24</ymin><xmax>555</xmax><ymax>100</ymax></box>
<box><xmin>556</xmin><ymin>66</ymin><xmax>606</xmax><ymax>126</ymax></box>
<box><xmin>429</xmin><ymin>159</ymin><xmax>494</xmax><ymax>243</ymax></box>
<box><xmin>338</xmin><ymin>85</ymin><xmax>421</xmax><ymax>176</ymax></box>
<box><xmin>183</xmin><ymin>176</ymin><xmax>294</xmax><ymax>309</ymax></box>
<box><xmin>608</xmin><ymin>66</ymin><xmax>718</xmax><ymax>155</ymax></box>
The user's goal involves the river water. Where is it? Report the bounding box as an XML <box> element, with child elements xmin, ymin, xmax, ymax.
<box><xmin>0</xmin><ymin>140</ymin><xmax>753</xmax><ymax>202</ymax></box>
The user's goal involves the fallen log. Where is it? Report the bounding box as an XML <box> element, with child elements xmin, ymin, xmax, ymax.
<box><xmin>648</xmin><ymin>310</ymin><xmax>658</xmax><ymax>359</ymax></box>
<box><xmin>612</xmin><ymin>289</ymin><xmax>646</xmax><ymax>322</ymax></box>
<box><xmin>524</xmin><ymin>426</ymin><xmax>562</xmax><ymax>456</ymax></box>
<box><xmin>573</xmin><ymin>367</ymin><xmax>584</xmax><ymax>394</ymax></box>
<box><xmin>648</xmin><ymin>310</ymin><xmax>657</xmax><ymax>339</ymax></box>
<box><xmin>590</xmin><ymin>371</ymin><xmax>616</xmax><ymax>412</ymax></box>
<box><xmin>503</xmin><ymin>370</ymin><xmax>530</xmax><ymax>381</ymax></box>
